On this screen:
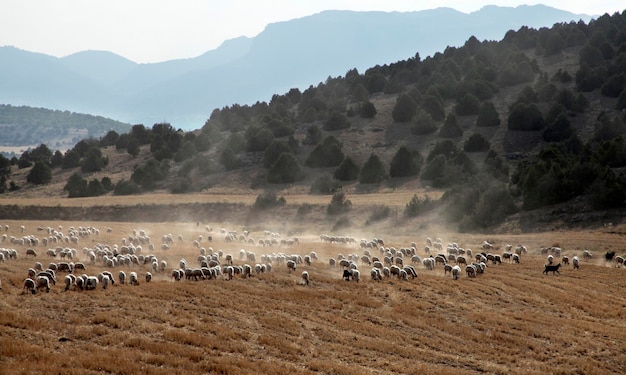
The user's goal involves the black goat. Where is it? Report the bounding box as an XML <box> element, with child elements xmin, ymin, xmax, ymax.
<box><xmin>543</xmin><ymin>263</ymin><xmax>561</xmax><ymax>275</ymax></box>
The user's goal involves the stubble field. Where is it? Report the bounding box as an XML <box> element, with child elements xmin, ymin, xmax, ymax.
<box><xmin>1</xmin><ymin>216</ymin><xmax>626</xmax><ymax>375</ymax></box>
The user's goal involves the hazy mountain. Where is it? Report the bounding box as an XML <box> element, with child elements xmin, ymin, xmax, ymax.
<box><xmin>0</xmin><ymin>5</ymin><xmax>593</xmax><ymax>130</ymax></box>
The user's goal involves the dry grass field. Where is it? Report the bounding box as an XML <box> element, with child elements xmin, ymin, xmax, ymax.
<box><xmin>1</xmin><ymin>212</ymin><xmax>626</xmax><ymax>375</ymax></box>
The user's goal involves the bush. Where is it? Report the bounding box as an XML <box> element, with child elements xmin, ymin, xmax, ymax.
<box><xmin>359</xmin><ymin>154</ymin><xmax>386</xmax><ymax>183</ymax></box>
<box><xmin>26</xmin><ymin>161</ymin><xmax>51</xmax><ymax>185</ymax></box>
<box><xmin>220</xmin><ymin>147</ymin><xmax>239</xmax><ymax>170</ymax></box>
<box><xmin>113</xmin><ymin>179</ymin><xmax>140</xmax><ymax>195</ymax></box>
<box><xmin>507</xmin><ymin>103</ymin><xmax>546</xmax><ymax>131</ymax></box>
<box><xmin>455</xmin><ymin>93</ymin><xmax>481</xmax><ymax>116</ymax></box>
<box><xmin>404</xmin><ymin>194</ymin><xmax>436</xmax><ymax>217</ymax></box>
<box><xmin>392</xmin><ymin>94</ymin><xmax>417</xmax><ymax>122</ymax></box>
<box><xmin>359</xmin><ymin>101</ymin><xmax>377</xmax><ymax>118</ymax></box>
<box><xmin>323</xmin><ymin>110</ymin><xmax>350</xmax><ymax>131</ymax></box>
<box><xmin>252</xmin><ymin>191</ymin><xmax>286</xmax><ymax>210</ymax></box>
<box><xmin>302</xmin><ymin>125</ymin><xmax>322</xmax><ymax>145</ymax></box>
<box><xmin>64</xmin><ymin>173</ymin><xmax>88</xmax><ymax>198</ymax></box>
<box><xmin>366</xmin><ymin>205</ymin><xmax>391</xmax><ymax>224</ymax></box>
<box><xmin>334</xmin><ymin>157</ymin><xmax>360</xmax><ymax>181</ymax></box>
<box><xmin>311</xmin><ymin>174</ymin><xmax>341</xmax><ymax>194</ymax></box>
<box><xmin>389</xmin><ymin>146</ymin><xmax>422</xmax><ymax>178</ymax></box>
<box><xmin>411</xmin><ymin>110</ymin><xmax>438</xmax><ymax>135</ymax></box>
<box><xmin>617</xmin><ymin>89</ymin><xmax>626</xmax><ymax>110</ymax></box>
<box><xmin>476</xmin><ymin>102</ymin><xmax>501</xmax><ymax>127</ymax></box>
<box><xmin>543</xmin><ymin>113</ymin><xmax>574</xmax><ymax>142</ymax></box>
<box><xmin>601</xmin><ymin>74</ymin><xmax>625</xmax><ymax>97</ymax></box>
<box><xmin>438</xmin><ymin>113</ymin><xmax>463</xmax><ymax>138</ymax></box>
<box><xmin>81</xmin><ymin>148</ymin><xmax>108</xmax><ymax>173</ymax></box>
<box><xmin>267</xmin><ymin>153</ymin><xmax>302</xmax><ymax>184</ymax></box>
<box><xmin>420</xmin><ymin>95</ymin><xmax>445</xmax><ymax>121</ymax></box>
<box><xmin>263</xmin><ymin>140</ymin><xmax>292</xmax><ymax>169</ymax></box>
<box><xmin>305</xmin><ymin>136</ymin><xmax>344</xmax><ymax>168</ymax></box>
<box><xmin>62</xmin><ymin>150</ymin><xmax>81</xmax><ymax>169</ymax></box>
<box><xmin>327</xmin><ymin>192</ymin><xmax>352</xmax><ymax>215</ymax></box>
<box><xmin>464</xmin><ymin>133</ymin><xmax>490</xmax><ymax>152</ymax></box>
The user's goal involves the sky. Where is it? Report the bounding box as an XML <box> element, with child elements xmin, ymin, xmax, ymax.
<box><xmin>1</xmin><ymin>0</ymin><xmax>624</xmax><ymax>64</ymax></box>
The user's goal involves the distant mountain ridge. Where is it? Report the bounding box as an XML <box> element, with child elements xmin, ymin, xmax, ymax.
<box><xmin>0</xmin><ymin>5</ymin><xmax>593</xmax><ymax>131</ymax></box>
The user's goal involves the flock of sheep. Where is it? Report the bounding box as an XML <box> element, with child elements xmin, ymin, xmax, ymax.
<box><xmin>1</xmin><ymin>223</ymin><xmax>624</xmax><ymax>295</ymax></box>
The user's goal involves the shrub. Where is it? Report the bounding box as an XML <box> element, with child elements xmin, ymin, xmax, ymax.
<box><xmin>359</xmin><ymin>101</ymin><xmax>377</xmax><ymax>118</ymax></box>
<box><xmin>438</xmin><ymin>113</ymin><xmax>463</xmax><ymax>138</ymax></box>
<box><xmin>389</xmin><ymin>146</ymin><xmax>422</xmax><ymax>178</ymax></box>
<box><xmin>305</xmin><ymin>136</ymin><xmax>344</xmax><ymax>168</ymax></box>
<box><xmin>253</xmin><ymin>191</ymin><xmax>286</xmax><ymax>210</ymax></box>
<box><xmin>543</xmin><ymin>113</ymin><xmax>574</xmax><ymax>142</ymax></box>
<box><xmin>359</xmin><ymin>154</ymin><xmax>386</xmax><ymax>183</ymax></box>
<box><xmin>455</xmin><ymin>93</ymin><xmax>481</xmax><ymax>116</ymax></box>
<box><xmin>263</xmin><ymin>140</ymin><xmax>292</xmax><ymax>169</ymax></box>
<box><xmin>411</xmin><ymin>110</ymin><xmax>438</xmax><ymax>135</ymax></box>
<box><xmin>464</xmin><ymin>133</ymin><xmax>490</xmax><ymax>152</ymax></box>
<box><xmin>81</xmin><ymin>148</ymin><xmax>108</xmax><ymax>173</ymax></box>
<box><xmin>404</xmin><ymin>194</ymin><xmax>436</xmax><ymax>217</ymax></box>
<box><xmin>302</xmin><ymin>125</ymin><xmax>322</xmax><ymax>145</ymax></box>
<box><xmin>507</xmin><ymin>103</ymin><xmax>546</xmax><ymax>131</ymax></box>
<box><xmin>334</xmin><ymin>157</ymin><xmax>360</xmax><ymax>181</ymax></box>
<box><xmin>601</xmin><ymin>74</ymin><xmax>625</xmax><ymax>97</ymax></box>
<box><xmin>366</xmin><ymin>206</ymin><xmax>391</xmax><ymax>224</ymax></box>
<box><xmin>26</xmin><ymin>161</ymin><xmax>51</xmax><ymax>185</ymax></box>
<box><xmin>267</xmin><ymin>153</ymin><xmax>302</xmax><ymax>184</ymax></box>
<box><xmin>64</xmin><ymin>173</ymin><xmax>88</xmax><ymax>198</ymax></box>
<box><xmin>311</xmin><ymin>174</ymin><xmax>341</xmax><ymax>194</ymax></box>
<box><xmin>476</xmin><ymin>102</ymin><xmax>501</xmax><ymax>127</ymax></box>
<box><xmin>327</xmin><ymin>192</ymin><xmax>352</xmax><ymax>215</ymax></box>
<box><xmin>62</xmin><ymin>150</ymin><xmax>81</xmax><ymax>169</ymax></box>
<box><xmin>420</xmin><ymin>95</ymin><xmax>445</xmax><ymax>121</ymax></box>
<box><xmin>323</xmin><ymin>110</ymin><xmax>350</xmax><ymax>131</ymax></box>
<box><xmin>392</xmin><ymin>94</ymin><xmax>417</xmax><ymax>122</ymax></box>
<box><xmin>113</xmin><ymin>179</ymin><xmax>140</xmax><ymax>195</ymax></box>
<box><xmin>220</xmin><ymin>147</ymin><xmax>239</xmax><ymax>170</ymax></box>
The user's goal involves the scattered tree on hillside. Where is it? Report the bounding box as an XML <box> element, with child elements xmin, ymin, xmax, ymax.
<box><xmin>26</xmin><ymin>161</ymin><xmax>52</xmax><ymax>185</ymax></box>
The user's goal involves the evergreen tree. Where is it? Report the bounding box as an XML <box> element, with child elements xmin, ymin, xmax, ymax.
<box><xmin>334</xmin><ymin>157</ymin><xmax>360</xmax><ymax>181</ymax></box>
<box><xmin>268</xmin><ymin>153</ymin><xmax>302</xmax><ymax>183</ymax></box>
<box><xmin>26</xmin><ymin>161</ymin><xmax>52</xmax><ymax>185</ymax></box>
<box><xmin>390</xmin><ymin>146</ymin><xmax>421</xmax><ymax>177</ymax></box>
<box><xmin>359</xmin><ymin>154</ymin><xmax>386</xmax><ymax>183</ymax></box>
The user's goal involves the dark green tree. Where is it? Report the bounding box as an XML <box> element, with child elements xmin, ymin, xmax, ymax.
<box><xmin>220</xmin><ymin>147</ymin><xmax>239</xmax><ymax>170</ymax></box>
<box><xmin>359</xmin><ymin>154</ymin><xmax>386</xmax><ymax>183</ymax></box>
<box><xmin>389</xmin><ymin>146</ymin><xmax>422</xmax><ymax>177</ymax></box>
<box><xmin>51</xmin><ymin>150</ymin><xmax>63</xmax><ymax>168</ymax></box>
<box><xmin>476</xmin><ymin>101</ymin><xmax>501</xmax><ymax>127</ymax></box>
<box><xmin>359</xmin><ymin>101</ymin><xmax>377</xmax><ymax>118</ymax></box>
<box><xmin>64</xmin><ymin>173</ymin><xmax>88</xmax><ymax>198</ymax></box>
<box><xmin>439</xmin><ymin>113</ymin><xmax>463</xmax><ymax>138</ymax></box>
<box><xmin>392</xmin><ymin>94</ymin><xmax>417</xmax><ymax>122</ymax></box>
<box><xmin>411</xmin><ymin>110</ymin><xmax>438</xmax><ymax>135</ymax></box>
<box><xmin>263</xmin><ymin>140</ymin><xmax>292</xmax><ymax>168</ymax></box>
<box><xmin>507</xmin><ymin>103</ymin><xmax>546</xmax><ymax>131</ymax></box>
<box><xmin>324</xmin><ymin>110</ymin><xmax>350</xmax><ymax>131</ymax></box>
<box><xmin>87</xmin><ymin>179</ymin><xmax>106</xmax><ymax>197</ymax></box>
<box><xmin>174</xmin><ymin>141</ymin><xmax>197</xmax><ymax>162</ymax></box>
<box><xmin>455</xmin><ymin>93</ymin><xmax>481</xmax><ymax>116</ymax></box>
<box><xmin>26</xmin><ymin>161</ymin><xmax>52</xmax><ymax>185</ymax></box>
<box><xmin>305</xmin><ymin>136</ymin><xmax>344</xmax><ymax>168</ymax></box>
<box><xmin>127</xmin><ymin>138</ymin><xmax>141</xmax><ymax>157</ymax></box>
<box><xmin>543</xmin><ymin>113</ymin><xmax>574</xmax><ymax>142</ymax></box>
<box><xmin>62</xmin><ymin>150</ymin><xmax>81</xmax><ymax>169</ymax></box>
<box><xmin>81</xmin><ymin>148</ymin><xmax>107</xmax><ymax>173</ymax></box>
<box><xmin>334</xmin><ymin>157</ymin><xmax>360</xmax><ymax>181</ymax></box>
<box><xmin>268</xmin><ymin>153</ymin><xmax>302</xmax><ymax>183</ymax></box>
<box><xmin>464</xmin><ymin>133</ymin><xmax>490</xmax><ymax>152</ymax></box>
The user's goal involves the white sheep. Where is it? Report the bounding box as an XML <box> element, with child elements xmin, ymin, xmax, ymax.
<box><xmin>370</xmin><ymin>268</ymin><xmax>382</xmax><ymax>281</ymax></box>
<box><xmin>129</xmin><ymin>272</ymin><xmax>139</xmax><ymax>286</ymax></box>
<box><xmin>301</xmin><ymin>271</ymin><xmax>310</xmax><ymax>286</ymax></box>
<box><xmin>286</xmin><ymin>260</ymin><xmax>297</xmax><ymax>273</ymax></box>
<box><xmin>452</xmin><ymin>265</ymin><xmax>461</xmax><ymax>280</ymax></box>
<box><xmin>23</xmin><ymin>278</ymin><xmax>36</xmax><ymax>294</ymax></box>
<box><xmin>64</xmin><ymin>274</ymin><xmax>76</xmax><ymax>291</ymax></box>
<box><xmin>350</xmin><ymin>269</ymin><xmax>360</xmax><ymax>282</ymax></box>
<box><xmin>145</xmin><ymin>272</ymin><xmax>152</xmax><ymax>283</ymax></box>
<box><xmin>160</xmin><ymin>260</ymin><xmax>167</xmax><ymax>271</ymax></box>
<box><xmin>572</xmin><ymin>256</ymin><xmax>580</xmax><ymax>269</ymax></box>
<box><xmin>118</xmin><ymin>271</ymin><xmax>126</xmax><ymax>285</ymax></box>
<box><xmin>36</xmin><ymin>276</ymin><xmax>51</xmax><ymax>293</ymax></box>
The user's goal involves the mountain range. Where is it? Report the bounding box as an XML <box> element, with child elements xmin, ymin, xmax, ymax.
<box><xmin>0</xmin><ymin>5</ymin><xmax>593</xmax><ymax>130</ymax></box>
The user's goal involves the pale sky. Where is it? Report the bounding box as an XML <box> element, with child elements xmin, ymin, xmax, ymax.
<box><xmin>1</xmin><ymin>0</ymin><xmax>623</xmax><ymax>63</ymax></box>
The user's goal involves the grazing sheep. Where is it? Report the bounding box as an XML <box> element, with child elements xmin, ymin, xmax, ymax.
<box><xmin>370</xmin><ymin>268</ymin><xmax>382</xmax><ymax>281</ymax></box>
<box><xmin>582</xmin><ymin>250</ymin><xmax>592</xmax><ymax>259</ymax></box>
<box><xmin>572</xmin><ymin>256</ymin><xmax>580</xmax><ymax>269</ymax></box>
<box><xmin>286</xmin><ymin>260</ymin><xmax>297</xmax><ymax>273</ymax></box>
<box><xmin>547</xmin><ymin>255</ymin><xmax>554</xmax><ymax>265</ymax></box>
<box><xmin>301</xmin><ymin>271</ymin><xmax>310</xmax><ymax>286</ymax></box>
<box><xmin>465</xmin><ymin>265</ymin><xmax>476</xmax><ymax>278</ymax></box>
<box><xmin>351</xmin><ymin>269</ymin><xmax>360</xmax><ymax>283</ymax></box>
<box><xmin>129</xmin><ymin>272</ymin><xmax>139</xmax><ymax>286</ymax></box>
<box><xmin>118</xmin><ymin>271</ymin><xmax>126</xmax><ymax>285</ymax></box>
<box><xmin>24</xmin><ymin>278</ymin><xmax>36</xmax><ymax>294</ymax></box>
<box><xmin>444</xmin><ymin>264</ymin><xmax>453</xmax><ymax>275</ymax></box>
<box><xmin>512</xmin><ymin>254</ymin><xmax>521</xmax><ymax>264</ymax></box>
<box><xmin>160</xmin><ymin>260</ymin><xmax>167</xmax><ymax>271</ymax></box>
<box><xmin>101</xmin><ymin>274</ymin><xmax>111</xmax><ymax>289</ymax></box>
<box><xmin>85</xmin><ymin>276</ymin><xmax>99</xmax><ymax>290</ymax></box>
<box><xmin>614</xmin><ymin>255</ymin><xmax>624</xmax><ymax>268</ymax></box>
<box><xmin>26</xmin><ymin>248</ymin><xmax>38</xmax><ymax>257</ymax></box>
<box><xmin>562</xmin><ymin>256</ymin><xmax>569</xmax><ymax>265</ymax></box>
<box><xmin>328</xmin><ymin>258</ymin><xmax>336</xmax><ymax>267</ymax></box>
<box><xmin>543</xmin><ymin>263</ymin><xmax>561</xmax><ymax>275</ymax></box>
<box><xmin>36</xmin><ymin>276</ymin><xmax>51</xmax><ymax>293</ymax></box>
<box><xmin>64</xmin><ymin>274</ymin><xmax>76</xmax><ymax>291</ymax></box>
<box><xmin>452</xmin><ymin>265</ymin><xmax>461</xmax><ymax>280</ymax></box>
<box><xmin>403</xmin><ymin>265</ymin><xmax>417</xmax><ymax>279</ymax></box>
<box><xmin>145</xmin><ymin>272</ymin><xmax>152</xmax><ymax>283</ymax></box>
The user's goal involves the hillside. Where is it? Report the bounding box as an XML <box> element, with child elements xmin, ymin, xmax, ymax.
<box><xmin>0</xmin><ymin>5</ymin><xmax>593</xmax><ymax>129</ymax></box>
<box><xmin>0</xmin><ymin>105</ymin><xmax>131</xmax><ymax>155</ymax></box>
<box><xmin>1</xmin><ymin>11</ymin><xmax>625</xmax><ymax>233</ymax></box>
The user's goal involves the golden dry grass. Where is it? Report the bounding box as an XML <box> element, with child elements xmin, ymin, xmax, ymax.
<box><xmin>1</xmin><ymin>216</ymin><xmax>626</xmax><ymax>375</ymax></box>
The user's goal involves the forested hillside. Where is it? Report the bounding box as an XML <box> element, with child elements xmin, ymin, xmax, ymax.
<box><xmin>0</xmin><ymin>105</ymin><xmax>130</xmax><ymax>152</ymax></box>
<box><xmin>1</xmin><ymin>11</ymin><xmax>625</xmax><ymax>232</ymax></box>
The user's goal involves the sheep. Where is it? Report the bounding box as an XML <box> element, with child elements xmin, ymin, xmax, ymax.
<box><xmin>403</xmin><ymin>265</ymin><xmax>417</xmax><ymax>279</ymax></box>
<box><xmin>286</xmin><ymin>260</ymin><xmax>297</xmax><ymax>273</ymax></box>
<box><xmin>26</xmin><ymin>248</ymin><xmax>38</xmax><ymax>257</ymax></box>
<box><xmin>129</xmin><ymin>272</ymin><xmax>139</xmax><ymax>286</ymax></box>
<box><xmin>23</xmin><ymin>278</ymin><xmax>36</xmax><ymax>294</ymax></box>
<box><xmin>85</xmin><ymin>276</ymin><xmax>99</xmax><ymax>290</ymax></box>
<box><xmin>466</xmin><ymin>265</ymin><xmax>476</xmax><ymax>278</ymax></box>
<box><xmin>301</xmin><ymin>271</ymin><xmax>310</xmax><ymax>286</ymax></box>
<box><xmin>572</xmin><ymin>256</ymin><xmax>580</xmax><ymax>269</ymax></box>
<box><xmin>444</xmin><ymin>264</ymin><xmax>453</xmax><ymax>275</ymax></box>
<box><xmin>512</xmin><ymin>254</ymin><xmax>521</xmax><ymax>264</ymax></box>
<box><xmin>351</xmin><ymin>269</ymin><xmax>360</xmax><ymax>283</ymax></box>
<box><xmin>562</xmin><ymin>256</ymin><xmax>569</xmax><ymax>265</ymax></box>
<box><xmin>64</xmin><ymin>274</ymin><xmax>76</xmax><ymax>291</ymax></box>
<box><xmin>36</xmin><ymin>276</ymin><xmax>51</xmax><ymax>293</ymax></box>
<box><xmin>452</xmin><ymin>265</ymin><xmax>461</xmax><ymax>280</ymax></box>
<box><xmin>101</xmin><ymin>274</ymin><xmax>111</xmax><ymax>289</ymax></box>
<box><xmin>614</xmin><ymin>255</ymin><xmax>624</xmax><ymax>268</ymax></box>
<box><xmin>145</xmin><ymin>272</ymin><xmax>152</xmax><ymax>283</ymax></box>
<box><xmin>547</xmin><ymin>255</ymin><xmax>554</xmax><ymax>265</ymax></box>
<box><xmin>582</xmin><ymin>250</ymin><xmax>592</xmax><ymax>259</ymax></box>
<box><xmin>370</xmin><ymin>268</ymin><xmax>382</xmax><ymax>281</ymax></box>
<box><xmin>118</xmin><ymin>271</ymin><xmax>126</xmax><ymax>285</ymax></box>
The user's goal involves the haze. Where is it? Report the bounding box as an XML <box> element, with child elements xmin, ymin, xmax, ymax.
<box><xmin>1</xmin><ymin>0</ymin><xmax>623</xmax><ymax>63</ymax></box>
